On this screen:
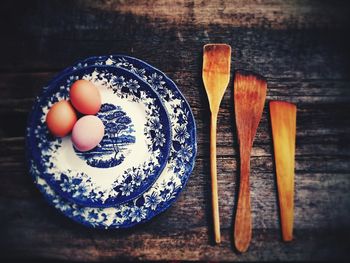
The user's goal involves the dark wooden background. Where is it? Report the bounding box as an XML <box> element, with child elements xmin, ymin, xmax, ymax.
<box><xmin>1</xmin><ymin>0</ymin><xmax>350</xmax><ymax>261</ymax></box>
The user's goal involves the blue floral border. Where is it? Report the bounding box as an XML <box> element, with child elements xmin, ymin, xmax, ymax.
<box><xmin>26</xmin><ymin>55</ymin><xmax>197</xmax><ymax>228</ymax></box>
<box><xmin>26</xmin><ymin>65</ymin><xmax>172</xmax><ymax>207</ymax></box>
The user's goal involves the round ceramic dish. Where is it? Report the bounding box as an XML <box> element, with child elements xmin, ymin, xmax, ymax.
<box><xmin>27</xmin><ymin>55</ymin><xmax>197</xmax><ymax>228</ymax></box>
<box><xmin>27</xmin><ymin>65</ymin><xmax>171</xmax><ymax>207</ymax></box>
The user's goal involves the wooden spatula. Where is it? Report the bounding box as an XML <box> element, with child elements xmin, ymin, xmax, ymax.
<box><xmin>234</xmin><ymin>70</ymin><xmax>267</xmax><ymax>252</ymax></box>
<box><xmin>269</xmin><ymin>101</ymin><xmax>297</xmax><ymax>242</ymax></box>
<box><xmin>202</xmin><ymin>43</ymin><xmax>231</xmax><ymax>244</ymax></box>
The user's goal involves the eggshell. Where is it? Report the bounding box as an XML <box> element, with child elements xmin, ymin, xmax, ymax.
<box><xmin>70</xmin><ymin>80</ymin><xmax>101</xmax><ymax>114</ymax></box>
<box><xmin>46</xmin><ymin>100</ymin><xmax>77</xmax><ymax>137</ymax></box>
<box><xmin>71</xmin><ymin>115</ymin><xmax>105</xmax><ymax>152</ymax></box>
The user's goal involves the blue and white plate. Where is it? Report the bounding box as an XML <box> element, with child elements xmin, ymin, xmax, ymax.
<box><xmin>27</xmin><ymin>65</ymin><xmax>172</xmax><ymax>207</ymax></box>
<box><xmin>27</xmin><ymin>55</ymin><xmax>197</xmax><ymax>228</ymax></box>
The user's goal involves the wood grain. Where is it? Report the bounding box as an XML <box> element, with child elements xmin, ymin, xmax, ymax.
<box><xmin>270</xmin><ymin>101</ymin><xmax>297</xmax><ymax>242</ymax></box>
<box><xmin>203</xmin><ymin>43</ymin><xmax>232</xmax><ymax>244</ymax></box>
<box><xmin>233</xmin><ymin>71</ymin><xmax>267</xmax><ymax>252</ymax></box>
<box><xmin>0</xmin><ymin>0</ymin><xmax>350</xmax><ymax>261</ymax></box>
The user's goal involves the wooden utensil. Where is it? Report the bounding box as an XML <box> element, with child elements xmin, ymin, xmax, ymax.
<box><xmin>202</xmin><ymin>43</ymin><xmax>231</xmax><ymax>244</ymax></box>
<box><xmin>234</xmin><ymin>71</ymin><xmax>267</xmax><ymax>252</ymax></box>
<box><xmin>269</xmin><ymin>101</ymin><xmax>297</xmax><ymax>242</ymax></box>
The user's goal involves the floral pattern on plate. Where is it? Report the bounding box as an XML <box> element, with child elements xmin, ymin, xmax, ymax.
<box><xmin>27</xmin><ymin>55</ymin><xmax>197</xmax><ymax>228</ymax></box>
<box><xmin>27</xmin><ymin>65</ymin><xmax>171</xmax><ymax>207</ymax></box>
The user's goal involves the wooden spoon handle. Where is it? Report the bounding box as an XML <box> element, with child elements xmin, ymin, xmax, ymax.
<box><xmin>234</xmin><ymin>150</ymin><xmax>252</xmax><ymax>252</ymax></box>
<box><xmin>210</xmin><ymin>111</ymin><xmax>221</xmax><ymax>244</ymax></box>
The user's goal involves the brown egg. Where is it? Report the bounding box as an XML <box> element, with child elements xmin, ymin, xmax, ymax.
<box><xmin>70</xmin><ymin>80</ymin><xmax>101</xmax><ymax>115</ymax></box>
<box><xmin>46</xmin><ymin>100</ymin><xmax>77</xmax><ymax>137</ymax></box>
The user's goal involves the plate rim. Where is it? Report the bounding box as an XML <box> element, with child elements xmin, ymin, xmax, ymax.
<box><xmin>26</xmin><ymin>64</ymin><xmax>173</xmax><ymax>207</ymax></box>
<box><xmin>26</xmin><ymin>54</ymin><xmax>197</xmax><ymax>228</ymax></box>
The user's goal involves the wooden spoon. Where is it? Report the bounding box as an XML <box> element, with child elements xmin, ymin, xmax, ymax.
<box><xmin>269</xmin><ymin>101</ymin><xmax>297</xmax><ymax>242</ymax></box>
<box><xmin>234</xmin><ymin>70</ymin><xmax>267</xmax><ymax>252</ymax></box>
<box><xmin>202</xmin><ymin>43</ymin><xmax>231</xmax><ymax>244</ymax></box>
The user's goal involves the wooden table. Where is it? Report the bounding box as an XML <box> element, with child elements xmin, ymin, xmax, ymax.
<box><xmin>1</xmin><ymin>0</ymin><xmax>350</xmax><ymax>261</ymax></box>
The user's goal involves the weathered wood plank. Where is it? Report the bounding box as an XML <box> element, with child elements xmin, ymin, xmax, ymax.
<box><xmin>86</xmin><ymin>0</ymin><xmax>350</xmax><ymax>29</ymax></box>
<box><xmin>1</xmin><ymin>28</ymin><xmax>349</xmax><ymax>80</ymax></box>
<box><xmin>1</xmin><ymin>136</ymin><xmax>350</xmax><ymax>232</ymax></box>
<box><xmin>1</xmin><ymin>98</ymin><xmax>349</xmax><ymax>157</ymax></box>
<box><xmin>0</xmin><ymin>1</ymin><xmax>350</xmax><ymax>79</ymax></box>
<box><xmin>1</xmin><ymin>105</ymin><xmax>350</xmax><ymax>157</ymax></box>
<box><xmin>2</xmin><ymin>168</ymin><xmax>349</xmax><ymax>231</ymax></box>
<box><xmin>1</xmin><ymin>72</ymin><xmax>350</xmax><ymax>101</ymax></box>
<box><xmin>1</xmin><ymin>85</ymin><xmax>350</xmax><ymax>117</ymax></box>
<box><xmin>3</xmin><ymin>0</ymin><xmax>350</xmax><ymax>34</ymax></box>
<box><xmin>3</xmin><ymin>139</ymin><xmax>350</xmax><ymax>175</ymax></box>
<box><xmin>1</xmin><ymin>99</ymin><xmax>350</xmax><ymax>157</ymax></box>
<box><xmin>0</xmin><ymin>199</ymin><xmax>349</xmax><ymax>261</ymax></box>
<box><xmin>1</xmin><ymin>73</ymin><xmax>349</xmax><ymax>158</ymax></box>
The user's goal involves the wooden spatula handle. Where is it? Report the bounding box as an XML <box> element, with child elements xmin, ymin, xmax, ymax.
<box><xmin>210</xmin><ymin>111</ymin><xmax>221</xmax><ymax>244</ymax></box>
<box><xmin>234</xmin><ymin>148</ymin><xmax>252</xmax><ymax>253</ymax></box>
